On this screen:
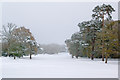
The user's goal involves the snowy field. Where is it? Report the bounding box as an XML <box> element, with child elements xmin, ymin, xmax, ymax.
<box><xmin>1</xmin><ymin>52</ymin><xmax>118</xmax><ymax>78</ymax></box>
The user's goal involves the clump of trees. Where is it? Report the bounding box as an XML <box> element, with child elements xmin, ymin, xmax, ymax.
<box><xmin>65</xmin><ymin>4</ymin><xmax>120</xmax><ymax>63</ymax></box>
<box><xmin>1</xmin><ymin>23</ymin><xmax>42</xmax><ymax>59</ymax></box>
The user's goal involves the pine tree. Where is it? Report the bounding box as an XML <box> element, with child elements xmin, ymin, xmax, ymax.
<box><xmin>92</xmin><ymin>4</ymin><xmax>115</xmax><ymax>61</ymax></box>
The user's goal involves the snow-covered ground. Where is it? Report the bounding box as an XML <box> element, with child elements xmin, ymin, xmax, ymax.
<box><xmin>1</xmin><ymin>52</ymin><xmax>118</xmax><ymax>78</ymax></box>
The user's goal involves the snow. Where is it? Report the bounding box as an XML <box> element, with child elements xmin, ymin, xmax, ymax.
<box><xmin>1</xmin><ymin>52</ymin><xmax>118</xmax><ymax>78</ymax></box>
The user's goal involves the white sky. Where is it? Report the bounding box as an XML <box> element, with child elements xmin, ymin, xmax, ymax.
<box><xmin>2</xmin><ymin>2</ymin><xmax>118</xmax><ymax>45</ymax></box>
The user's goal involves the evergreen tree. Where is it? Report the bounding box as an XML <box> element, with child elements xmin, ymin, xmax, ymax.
<box><xmin>92</xmin><ymin>4</ymin><xmax>115</xmax><ymax>61</ymax></box>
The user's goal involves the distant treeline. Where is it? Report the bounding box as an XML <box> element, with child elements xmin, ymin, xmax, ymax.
<box><xmin>40</xmin><ymin>44</ymin><xmax>66</xmax><ymax>54</ymax></box>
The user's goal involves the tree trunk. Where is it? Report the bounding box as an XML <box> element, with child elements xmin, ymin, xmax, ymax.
<box><xmin>105</xmin><ymin>55</ymin><xmax>108</xmax><ymax>63</ymax></box>
<box><xmin>30</xmin><ymin>53</ymin><xmax>32</xmax><ymax>59</ymax></box>
<box><xmin>76</xmin><ymin>55</ymin><xmax>79</xmax><ymax>59</ymax></box>
<box><xmin>102</xmin><ymin>53</ymin><xmax>104</xmax><ymax>61</ymax></box>
<box><xmin>76</xmin><ymin>43</ymin><xmax>79</xmax><ymax>59</ymax></box>
<box><xmin>102</xmin><ymin>15</ymin><xmax>105</xmax><ymax>61</ymax></box>
<box><xmin>91</xmin><ymin>54</ymin><xmax>94</xmax><ymax>60</ymax></box>
<box><xmin>91</xmin><ymin>38</ymin><xmax>95</xmax><ymax>60</ymax></box>
<box><xmin>7</xmin><ymin>40</ymin><xmax>11</xmax><ymax>57</ymax></box>
<box><xmin>30</xmin><ymin>44</ymin><xmax>32</xmax><ymax>59</ymax></box>
<box><xmin>14</xmin><ymin>55</ymin><xmax>16</xmax><ymax>59</ymax></box>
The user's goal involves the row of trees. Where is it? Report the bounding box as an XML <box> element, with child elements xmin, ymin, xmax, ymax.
<box><xmin>1</xmin><ymin>23</ymin><xmax>42</xmax><ymax>59</ymax></box>
<box><xmin>65</xmin><ymin>4</ymin><xmax>120</xmax><ymax>63</ymax></box>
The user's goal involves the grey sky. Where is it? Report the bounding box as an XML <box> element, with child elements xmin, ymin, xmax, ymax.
<box><xmin>2</xmin><ymin>2</ymin><xmax>118</xmax><ymax>45</ymax></box>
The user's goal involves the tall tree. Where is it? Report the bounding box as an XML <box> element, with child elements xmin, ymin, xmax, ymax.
<box><xmin>92</xmin><ymin>4</ymin><xmax>115</xmax><ymax>61</ymax></box>
<box><xmin>97</xmin><ymin>21</ymin><xmax>119</xmax><ymax>63</ymax></box>
<box><xmin>78</xmin><ymin>20</ymin><xmax>101</xmax><ymax>60</ymax></box>
<box><xmin>2</xmin><ymin>23</ymin><xmax>17</xmax><ymax>56</ymax></box>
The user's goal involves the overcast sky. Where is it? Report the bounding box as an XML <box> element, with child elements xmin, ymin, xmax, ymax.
<box><xmin>2</xmin><ymin>2</ymin><xmax>118</xmax><ymax>45</ymax></box>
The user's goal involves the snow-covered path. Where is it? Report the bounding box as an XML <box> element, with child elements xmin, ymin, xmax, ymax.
<box><xmin>1</xmin><ymin>53</ymin><xmax>118</xmax><ymax>78</ymax></box>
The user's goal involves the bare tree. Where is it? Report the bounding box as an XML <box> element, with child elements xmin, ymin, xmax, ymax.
<box><xmin>2</xmin><ymin>23</ymin><xmax>17</xmax><ymax>56</ymax></box>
